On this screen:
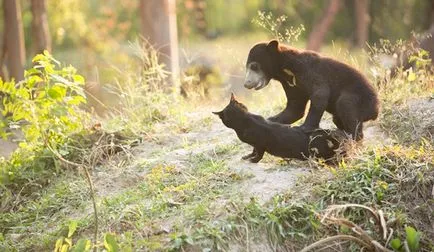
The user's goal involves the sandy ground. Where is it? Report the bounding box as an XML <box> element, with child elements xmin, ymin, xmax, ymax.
<box><xmin>90</xmin><ymin>103</ymin><xmax>394</xmax><ymax>206</ymax></box>
<box><xmin>92</xmin><ymin>110</ymin><xmax>311</xmax><ymax>203</ymax></box>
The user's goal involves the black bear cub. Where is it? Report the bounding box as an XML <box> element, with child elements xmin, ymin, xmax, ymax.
<box><xmin>244</xmin><ymin>40</ymin><xmax>379</xmax><ymax>140</ymax></box>
<box><xmin>213</xmin><ymin>94</ymin><xmax>347</xmax><ymax>163</ymax></box>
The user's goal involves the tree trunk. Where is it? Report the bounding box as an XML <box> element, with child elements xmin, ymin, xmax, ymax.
<box><xmin>2</xmin><ymin>0</ymin><xmax>26</xmax><ymax>82</ymax></box>
<box><xmin>193</xmin><ymin>0</ymin><xmax>207</xmax><ymax>37</ymax></box>
<box><xmin>139</xmin><ymin>0</ymin><xmax>179</xmax><ymax>79</ymax></box>
<box><xmin>354</xmin><ymin>0</ymin><xmax>370</xmax><ymax>48</ymax></box>
<box><xmin>0</xmin><ymin>35</ymin><xmax>6</xmax><ymax>80</ymax></box>
<box><xmin>306</xmin><ymin>0</ymin><xmax>341</xmax><ymax>51</ymax></box>
<box><xmin>31</xmin><ymin>0</ymin><xmax>51</xmax><ymax>55</ymax></box>
<box><xmin>430</xmin><ymin>0</ymin><xmax>434</xmax><ymax>28</ymax></box>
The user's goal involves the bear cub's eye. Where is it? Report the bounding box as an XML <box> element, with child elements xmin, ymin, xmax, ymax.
<box><xmin>250</xmin><ymin>63</ymin><xmax>259</xmax><ymax>72</ymax></box>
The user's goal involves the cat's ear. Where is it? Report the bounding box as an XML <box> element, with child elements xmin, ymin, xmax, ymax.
<box><xmin>230</xmin><ymin>92</ymin><xmax>236</xmax><ymax>102</ymax></box>
<box><xmin>212</xmin><ymin>111</ymin><xmax>223</xmax><ymax>116</ymax></box>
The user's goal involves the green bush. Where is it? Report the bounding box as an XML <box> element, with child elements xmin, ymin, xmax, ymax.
<box><xmin>0</xmin><ymin>51</ymin><xmax>89</xmax><ymax>186</ymax></box>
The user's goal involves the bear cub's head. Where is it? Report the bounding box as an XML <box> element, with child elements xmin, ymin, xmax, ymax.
<box><xmin>244</xmin><ymin>40</ymin><xmax>281</xmax><ymax>90</ymax></box>
<box><xmin>213</xmin><ymin>93</ymin><xmax>248</xmax><ymax>129</ymax></box>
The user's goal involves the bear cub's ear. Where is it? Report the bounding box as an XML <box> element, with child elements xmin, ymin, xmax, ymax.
<box><xmin>266</xmin><ymin>40</ymin><xmax>279</xmax><ymax>51</ymax></box>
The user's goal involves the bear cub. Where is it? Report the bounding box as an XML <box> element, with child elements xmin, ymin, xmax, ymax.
<box><xmin>213</xmin><ymin>94</ymin><xmax>347</xmax><ymax>163</ymax></box>
<box><xmin>244</xmin><ymin>40</ymin><xmax>379</xmax><ymax>140</ymax></box>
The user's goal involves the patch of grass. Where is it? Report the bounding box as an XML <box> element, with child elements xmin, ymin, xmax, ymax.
<box><xmin>213</xmin><ymin>142</ymin><xmax>242</xmax><ymax>156</ymax></box>
<box><xmin>381</xmin><ymin>99</ymin><xmax>434</xmax><ymax>144</ymax></box>
<box><xmin>312</xmin><ymin>144</ymin><xmax>434</xmax><ymax>250</ymax></box>
<box><xmin>36</xmin><ymin>152</ymin><xmax>246</xmax><ymax>251</ymax></box>
<box><xmin>0</xmin><ymin>175</ymin><xmax>90</xmax><ymax>251</ymax></box>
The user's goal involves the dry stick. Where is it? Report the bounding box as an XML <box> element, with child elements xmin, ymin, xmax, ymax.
<box><xmin>300</xmin><ymin>235</ymin><xmax>372</xmax><ymax>252</ymax></box>
<box><xmin>46</xmin><ymin>143</ymin><xmax>98</xmax><ymax>250</ymax></box>
<box><xmin>323</xmin><ymin>204</ymin><xmax>388</xmax><ymax>238</ymax></box>
<box><xmin>82</xmin><ymin>165</ymin><xmax>98</xmax><ymax>251</ymax></box>
<box><xmin>378</xmin><ymin>210</ymin><xmax>388</xmax><ymax>240</ymax></box>
<box><xmin>371</xmin><ymin>240</ymin><xmax>394</xmax><ymax>252</ymax></box>
<box><xmin>323</xmin><ymin>217</ymin><xmax>374</xmax><ymax>246</ymax></box>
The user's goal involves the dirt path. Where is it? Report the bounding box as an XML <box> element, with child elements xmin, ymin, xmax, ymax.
<box><xmin>91</xmin><ymin>103</ymin><xmax>394</xmax><ymax>206</ymax></box>
<box><xmin>92</xmin><ymin>110</ymin><xmax>311</xmax><ymax>204</ymax></box>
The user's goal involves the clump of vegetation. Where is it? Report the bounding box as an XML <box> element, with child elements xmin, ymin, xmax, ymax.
<box><xmin>0</xmin><ymin>51</ymin><xmax>89</xmax><ymax>188</ymax></box>
<box><xmin>315</xmin><ymin>144</ymin><xmax>433</xmax><ymax>249</ymax></box>
<box><xmin>252</xmin><ymin>11</ymin><xmax>305</xmax><ymax>43</ymax></box>
<box><xmin>368</xmin><ymin>39</ymin><xmax>434</xmax><ymax>144</ymax></box>
<box><xmin>180</xmin><ymin>64</ymin><xmax>223</xmax><ymax>99</ymax></box>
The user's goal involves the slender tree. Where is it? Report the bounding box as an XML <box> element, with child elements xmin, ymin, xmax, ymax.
<box><xmin>139</xmin><ymin>0</ymin><xmax>179</xmax><ymax>78</ymax></box>
<box><xmin>354</xmin><ymin>0</ymin><xmax>370</xmax><ymax>48</ymax></box>
<box><xmin>306</xmin><ymin>0</ymin><xmax>341</xmax><ymax>51</ymax></box>
<box><xmin>31</xmin><ymin>0</ymin><xmax>51</xmax><ymax>54</ymax></box>
<box><xmin>430</xmin><ymin>0</ymin><xmax>434</xmax><ymax>28</ymax></box>
<box><xmin>193</xmin><ymin>0</ymin><xmax>207</xmax><ymax>37</ymax></box>
<box><xmin>2</xmin><ymin>0</ymin><xmax>26</xmax><ymax>81</ymax></box>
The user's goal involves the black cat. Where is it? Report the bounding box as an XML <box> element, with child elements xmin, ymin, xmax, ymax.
<box><xmin>213</xmin><ymin>94</ymin><xmax>347</xmax><ymax>163</ymax></box>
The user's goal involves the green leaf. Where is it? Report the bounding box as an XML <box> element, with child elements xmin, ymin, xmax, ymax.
<box><xmin>104</xmin><ymin>233</ymin><xmax>120</xmax><ymax>252</ymax></box>
<box><xmin>61</xmin><ymin>244</ymin><xmax>69</xmax><ymax>252</ymax></box>
<box><xmin>390</xmin><ymin>238</ymin><xmax>402</xmax><ymax>251</ymax></box>
<box><xmin>407</xmin><ymin>71</ymin><xmax>416</xmax><ymax>82</ymax></box>
<box><xmin>48</xmin><ymin>85</ymin><xmax>67</xmax><ymax>100</ymax></box>
<box><xmin>67</xmin><ymin>95</ymin><xmax>87</xmax><ymax>105</ymax></box>
<box><xmin>37</xmin><ymin>90</ymin><xmax>46</xmax><ymax>99</ymax></box>
<box><xmin>54</xmin><ymin>238</ymin><xmax>64</xmax><ymax>252</ymax></box>
<box><xmin>65</xmin><ymin>237</ymin><xmax>72</xmax><ymax>246</ymax></box>
<box><xmin>16</xmin><ymin>88</ymin><xmax>30</xmax><ymax>100</ymax></box>
<box><xmin>72</xmin><ymin>75</ymin><xmax>85</xmax><ymax>85</ymax></box>
<box><xmin>32</xmin><ymin>53</ymin><xmax>46</xmax><ymax>63</ymax></box>
<box><xmin>26</xmin><ymin>75</ymin><xmax>43</xmax><ymax>88</ymax></box>
<box><xmin>44</xmin><ymin>50</ymin><xmax>60</xmax><ymax>65</ymax></box>
<box><xmin>71</xmin><ymin>239</ymin><xmax>91</xmax><ymax>252</ymax></box>
<box><xmin>68</xmin><ymin>220</ymin><xmax>78</xmax><ymax>238</ymax></box>
<box><xmin>24</xmin><ymin>68</ymin><xmax>39</xmax><ymax>77</ymax></box>
<box><xmin>50</xmin><ymin>74</ymin><xmax>72</xmax><ymax>86</ymax></box>
<box><xmin>405</xmin><ymin>226</ymin><xmax>420</xmax><ymax>252</ymax></box>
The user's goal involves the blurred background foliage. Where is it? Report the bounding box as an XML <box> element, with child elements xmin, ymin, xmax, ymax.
<box><xmin>0</xmin><ymin>0</ymin><xmax>432</xmax><ymax>87</ymax></box>
<box><xmin>5</xmin><ymin>0</ymin><xmax>431</xmax><ymax>51</ymax></box>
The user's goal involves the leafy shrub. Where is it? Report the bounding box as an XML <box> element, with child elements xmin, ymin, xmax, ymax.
<box><xmin>0</xmin><ymin>51</ymin><xmax>89</xmax><ymax>185</ymax></box>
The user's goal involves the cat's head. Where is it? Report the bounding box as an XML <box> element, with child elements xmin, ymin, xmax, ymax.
<box><xmin>213</xmin><ymin>93</ymin><xmax>248</xmax><ymax>129</ymax></box>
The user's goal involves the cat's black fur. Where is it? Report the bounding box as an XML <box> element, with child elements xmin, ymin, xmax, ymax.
<box><xmin>213</xmin><ymin>94</ymin><xmax>347</xmax><ymax>163</ymax></box>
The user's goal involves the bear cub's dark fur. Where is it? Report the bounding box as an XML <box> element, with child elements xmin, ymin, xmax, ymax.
<box><xmin>213</xmin><ymin>94</ymin><xmax>347</xmax><ymax>163</ymax></box>
<box><xmin>244</xmin><ymin>40</ymin><xmax>380</xmax><ymax>140</ymax></box>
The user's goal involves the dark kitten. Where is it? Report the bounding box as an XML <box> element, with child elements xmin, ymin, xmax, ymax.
<box><xmin>213</xmin><ymin>93</ymin><xmax>347</xmax><ymax>163</ymax></box>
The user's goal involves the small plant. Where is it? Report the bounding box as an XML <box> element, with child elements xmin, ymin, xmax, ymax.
<box><xmin>1</xmin><ymin>51</ymin><xmax>88</xmax><ymax>147</ymax></box>
<box><xmin>54</xmin><ymin>221</ymin><xmax>122</xmax><ymax>252</ymax></box>
<box><xmin>252</xmin><ymin>11</ymin><xmax>305</xmax><ymax>43</ymax></box>
<box><xmin>54</xmin><ymin>221</ymin><xmax>91</xmax><ymax>252</ymax></box>
<box><xmin>390</xmin><ymin>226</ymin><xmax>421</xmax><ymax>252</ymax></box>
<box><xmin>0</xmin><ymin>51</ymin><xmax>89</xmax><ymax>185</ymax></box>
